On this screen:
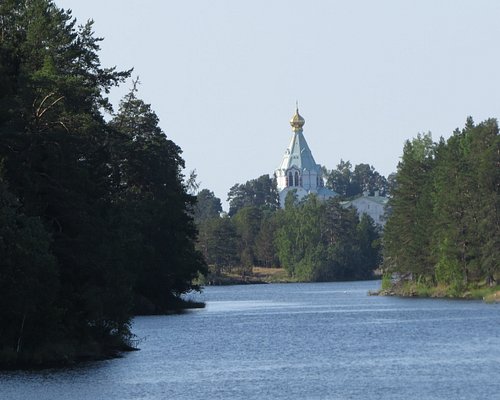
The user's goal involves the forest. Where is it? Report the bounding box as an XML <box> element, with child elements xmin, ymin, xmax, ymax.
<box><xmin>0</xmin><ymin>0</ymin><xmax>206</xmax><ymax>367</ymax></box>
<box><xmin>383</xmin><ymin>120</ymin><xmax>499</xmax><ymax>297</ymax></box>
<box><xmin>194</xmin><ymin>166</ymin><xmax>384</xmax><ymax>283</ymax></box>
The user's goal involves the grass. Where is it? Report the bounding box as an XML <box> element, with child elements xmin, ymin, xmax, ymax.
<box><xmin>200</xmin><ymin>266</ymin><xmax>298</xmax><ymax>285</ymax></box>
<box><xmin>380</xmin><ymin>278</ymin><xmax>500</xmax><ymax>303</ymax></box>
<box><xmin>470</xmin><ymin>286</ymin><xmax>500</xmax><ymax>303</ymax></box>
<box><xmin>251</xmin><ymin>267</ymin><xmax>299</xmax><ymax>283</ymax></box>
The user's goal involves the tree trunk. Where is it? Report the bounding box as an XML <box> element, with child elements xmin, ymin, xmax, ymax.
<box><xmin>16</xmin><ymin>312</ymin><xmax>26</xmax><ymax>354</ymax></box>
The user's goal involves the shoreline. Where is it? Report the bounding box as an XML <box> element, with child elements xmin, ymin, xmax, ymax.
<box><xmin>202</xmin><ymin>267</ymin><xmax>382</xmax><ymax>286</ymax></box>
<box><xmin>369</xmin><ymin>285</ymin><xmax>500</xmax><ymax>303</ymax></box>
<box><xmin>202</xmin><ymin>267</ymin><xmax>299</xmax><ymax>286</ymax></box>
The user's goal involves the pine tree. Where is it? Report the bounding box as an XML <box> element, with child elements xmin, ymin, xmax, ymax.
<box><xmin>383</xmin><ymin>133</ymin><xmax>436</xmax><ymax>281</ymax></box>
<box><xmin>109</xmin><ymin>82</ymin><xmax>207</xmax><ymax>313</ymax></box>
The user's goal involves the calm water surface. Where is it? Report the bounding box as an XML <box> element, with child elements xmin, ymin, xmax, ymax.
<box><xmin>1</xmin><ymin>281</ymin><xmax>499</xmax><ymax>400</ymax></box>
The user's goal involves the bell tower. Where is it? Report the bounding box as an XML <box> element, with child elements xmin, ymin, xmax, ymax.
<box><xmin>275</xmin><ymin>106</ymin><xmax>336</xmax><ymax>206</ymax></box>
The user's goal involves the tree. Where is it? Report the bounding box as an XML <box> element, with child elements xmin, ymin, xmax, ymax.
<box><xmin>227</xmin><ymin>174</ymin><xmax>279</xmax><ymax>216</ymax></box>
<box><xmin>233</xmin><ymin>206</ymin><xmax>263</xmax><ymax>273</ymax></box>
<box><xmin>383</xmin><ymin>120</ymin><xmax>499</xmax><ymax>291</ymax></box>
<box><xmin>109</xmin><ymin>83</ymin><xmax>207</xmax><ymax>313</ymax></box>
<box><xmin>275</xmin><ymin>194</ymin><xmax>380</xmax><ymax>281</ymax></box>
<box><xmin>352</xmin><ymin>163</ymin><xmax>388</xmax><ymax>196</ymax></box>
<box><xmin>383</xmin><ymin>133</ymin><xmax>436</xmax><ymax>280</ymax></box>
<box><xmin>254</xmin><ymin>213</ymin><xmax>280</xmax><ymax>267</ymax></box>
<box><xmin>0</xmin><ymin>0</ymin><xmax>206</xmax><ymax>366</ymax></box>
<box><xmin>432</xmin><ymin>118</ymin><xmax>499</xmax><ymax>289</ymax></box>
<box><xmin>324</xmin><ymin>160</ymin><xmax>354</xmax><ymax>197</ymax></box>
<box><xmin>0</xmin><ymin>179</ymin><xmax>59</xmax><ymax>365</ymax></box>
<box><xmin>193</xmin><ymin>189</ymin><xmax>222</xmax><ymax>224</ymax></box>
<box><xmin>0</xmin><ymin>0</ymin><xmax>134</xmax><ymax>365</ymax></box>
<box><xmin>197</xmin><ymin>216</ymin><xmax>240</xmax><ymax>275</ymax></box>
<box><xmin>324</xmin><ymin>160</ymin><xmax>388</xmax><ymax>198</ymax></box>
<box><xmin>356</xmin><ymin>214</ymin><xmax>382</xmax><ymax>278</ymax></box>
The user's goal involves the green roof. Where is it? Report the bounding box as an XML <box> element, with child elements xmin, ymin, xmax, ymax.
<box><xmin>278</xmin><ymin>129</ymin><xmax>321</xmax><ymax>173</ymax></box>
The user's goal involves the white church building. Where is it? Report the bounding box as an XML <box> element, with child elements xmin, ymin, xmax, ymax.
<box><xmin>275</xmin><ymin>107</ymin><xmax>337</xmax><ymax>207</ymax></box>
<box><xmin>342</xmin><ymin>192</ymin><xmax>389</xmax><ymax>226</ymax></box>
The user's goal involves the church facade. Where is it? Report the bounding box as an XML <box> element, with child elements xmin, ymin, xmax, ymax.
<box><xmin>275</xmin><ymin>108</ymin><xmax>336</xmax><ymax>207</ymax></box>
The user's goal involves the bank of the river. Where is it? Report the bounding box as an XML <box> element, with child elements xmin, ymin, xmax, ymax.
<box><xmin>202</xmin><ymin>267</ymin><xmax>383</xmax><ymax>286</ymax></box>
<box><xmin>0</xmin><ymin>296</ymin><xmax>205</xmax><ymax>371</ymax></box>
<box><xmin>371</xmin><ymin>277</ymin><xmax>500</xmax><ymax>303</ymax></box>
<box><xmin>202</xmin><ymin>267</ymin><xmax>300</xmax><ymax>285</ymax></box>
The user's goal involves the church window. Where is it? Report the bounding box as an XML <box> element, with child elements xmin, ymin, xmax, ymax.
<box><xmin>288</xmin><ymin>171</ymin><xmax>293</xmax><ymax>187</ymax></box>
<box><xmin>294</xmin><ymin>171</ymin><xmax>299</xmax><ymax>187</ymax></box>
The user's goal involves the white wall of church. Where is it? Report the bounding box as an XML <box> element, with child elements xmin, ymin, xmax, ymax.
<box><xmin>350</xmin><ymin>197</ymin><xmax>387</xmax><ymax>226</ymax></box>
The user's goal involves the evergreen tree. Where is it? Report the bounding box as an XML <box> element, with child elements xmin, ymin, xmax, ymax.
<box><xmin>233</xmin><ymin>206</ymin><xmax>263</xmax><ymax>272</ymax></box>
<box><xmin>193</xmin><ymin>189</ymin><xmax>222</xmax><ymax>224</ymax></box>
<box><xmin>197</xmin><ymin>216</ymin><xmax>240</xmax><ymax>275</ymax></box>
<box><xmin>0</xmin><ymin>179</ymin><xmax>60</xmax><ymax>365</ymax></box>
<box><xmin>356</xmin><ymin>214</ymin><xmax>382</xmax><ymax>278</ymax></box>
<box><xmin>0</xmin><ymin>0</ymin><xmax>134</xmax><ymax>365</ymax></box>
<box><xmin>383</xmin><ymin>133</ymin><xmax>436</xmax><ymax>280</ymax></box>
<box><xmin>384</xmin><ymin>120</ymin><xmax>499</xmax><ymax>292</ymax></box>
<box><xmin>432</xmin><ymin>118</ymin><xmax>499</xmax><ymax>289</ymax></box>
<box><xmin>0</xmin><ymin>0</ymin><xmax>207</xmax><ymax>366</ymax></box>
<box><xmin>109</xmin><ymin>83</ymin><xmax>207</xmax><ymax>313</ymax></box>
<box><xmin>254</xmin><ymin>212</ymin><xmax>280</xmax><ymax>267</ymax></box>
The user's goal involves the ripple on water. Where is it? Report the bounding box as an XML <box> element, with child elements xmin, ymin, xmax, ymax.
<box><xmin>1</xmin><ymin>281</ymin><xmax>499</xmax><ymax>400</ymax></box>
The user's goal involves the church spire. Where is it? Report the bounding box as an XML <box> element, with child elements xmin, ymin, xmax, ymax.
<box><xmin>290</xmin><ymin>103</ymin><xmax>305</xmax><ymax>131</ymax></box>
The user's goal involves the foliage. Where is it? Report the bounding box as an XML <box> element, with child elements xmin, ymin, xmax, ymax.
<box><xmin>227</xmin><ymin>174</ymin><xmax>279</xmax><ymax>216</ymax></box>
<box><xmin>193</xmin><ymin>189</ymin><xmax>222</xmax><ymax>224</ymax></box>
<box><xmin>108</xmin><ymin>82</ymin><xmax>207</xmax><ymax>313</ymax></box>
<box><xmin>383</xmin><ymin>120</ymin><xmax>500</xmax><ymax>294</ymax></box>
<box><xmin>383</xmin><ymin>133</ymin><xmax>436</xmax><ymax>279</ymax></box>
<box><xmin>0</xmin><ymin>180</ymin><xmax>60</xmax><ymax>364</ymax></box>
<box><xmin>0</xmin><ymin>0</ymin><xmax>205</xmax><ymax>367</ymax></box>
<box><xmin>324</xmin><ymin>160</ymin><xmax>388</xmax><ymax>198</ymax></box>
<box><xmin>275</xmin><ymin>195</ymin><xmax>382</xmax><ymax>281</ymax></box>
<box><xmin>381</xmin><ymin>274</ymin><xmax>392</xmax><ymax>291</ymax></box>
<box><xmin>197</xmin><ymin>215</ymin><xmax>240</xmax><ymax>275</ymax></box>
<box><xmin>198</xmin><ymin>174</ymin><xmax>383</xmax><ymax>282</ymax></box>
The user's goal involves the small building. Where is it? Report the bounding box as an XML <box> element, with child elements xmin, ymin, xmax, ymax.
<box><xmin>342</xmin><ymin>192</ymin><xmax>389</xmax><ymax>226</ymax></box>
<box><xmin>275</xmin><ymin>107</ymin><xmax>337</xmax><ymax>207</ymax></box>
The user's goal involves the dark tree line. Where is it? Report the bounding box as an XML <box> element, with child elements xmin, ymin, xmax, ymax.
<box><xmin>195</xmin><ymin>177</ymin><xmax>280</xmax><ymax>276</ymax></box>
<box><xmin>0</xmin><ymin>0</ymin><xmax>205</xmax><ymax>368</ymax></box>
<box><xmin>383</xmin><ymin>119</ymin><xmax>499</xmax><ymax>294</ymax></box>
<box><xmin>194</xmin><ymin>175</ymin><xmax>382</xmax><ymax>281</ymax></box>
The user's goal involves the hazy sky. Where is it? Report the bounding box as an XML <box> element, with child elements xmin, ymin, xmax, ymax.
<box><xmin>57</xmin><ymin>0</ymin><xmax>500</xmax><ymax>209</ymax></box>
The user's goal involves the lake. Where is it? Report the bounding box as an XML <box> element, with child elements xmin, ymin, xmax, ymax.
<box><xmin>1</xmin><ymin>280</ymin><xmax>499</xmax><ymax>400</ymax></box>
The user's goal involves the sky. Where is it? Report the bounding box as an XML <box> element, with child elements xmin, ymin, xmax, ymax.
<box><xmin>57</xmin><ymin>0</ymin><xmax>500</xmax><ymax>210</ymax></box>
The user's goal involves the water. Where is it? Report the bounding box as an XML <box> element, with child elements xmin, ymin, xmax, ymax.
<box><xmin>1</xmin><ymin>281</ymin><xmax>499</xmax><ymax>400</ymax></box>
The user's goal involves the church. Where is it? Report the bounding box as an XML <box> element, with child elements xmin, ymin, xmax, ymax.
<box><xmin>275</xmin><ymin>107</ymin><xmax>337</xmax><ymax>207</ymax></box>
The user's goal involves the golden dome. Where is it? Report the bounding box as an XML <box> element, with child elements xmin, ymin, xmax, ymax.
<box><xmin>290</xmin><ymin>107</ymin><xmax>305</xmax><ymax>130</ymax></box>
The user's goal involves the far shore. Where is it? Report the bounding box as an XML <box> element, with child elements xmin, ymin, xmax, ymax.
<box><xmin>370</xmin><ymin>283</ymin><xmax>500</xmax><ymax>303</ymax></box>
<box><xmin>202</xmin><ymin>267</ymin><xmax>298</xmax><ymax>285</ymax></box>
<box><xmin>201</xmin><ymin>267</ymin><xmax>382</xmax><ymax>286</ymax></box>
